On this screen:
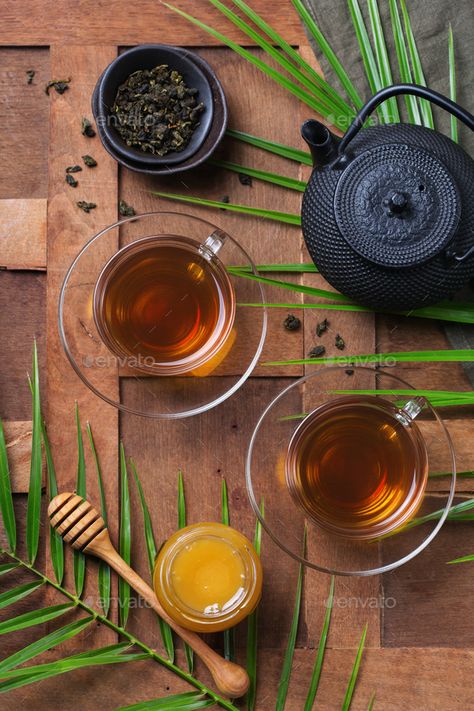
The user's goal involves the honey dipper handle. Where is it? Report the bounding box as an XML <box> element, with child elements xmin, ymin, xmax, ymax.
<box><xmin>86</xmin><ymin>529</ymin><xmax>249</xmax><ymax>699</ymax></box>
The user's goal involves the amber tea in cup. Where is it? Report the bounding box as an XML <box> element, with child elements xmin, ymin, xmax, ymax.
<box><xmin>285</xmin><ymin>395</ymin><xmax>428</xmax><ymax>539</ymax></box>
<box><xmin>93</xmin><ymin>233</ymin><xmax>236</xmax><ymax>375</ymax></box>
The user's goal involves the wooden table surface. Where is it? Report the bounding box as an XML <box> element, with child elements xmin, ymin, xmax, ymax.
<box><xmin>0</xmin><ymin>2</ymin><xmax>473</xmax><ymax>709</ymax></box>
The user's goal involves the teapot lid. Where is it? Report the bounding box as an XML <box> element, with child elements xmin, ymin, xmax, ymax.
<box><xmin>334</xmin><ymin>143</ymin><xmax>461</xmax><ymax>268</ymax></box>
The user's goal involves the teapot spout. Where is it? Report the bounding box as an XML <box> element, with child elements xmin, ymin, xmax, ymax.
<box><xmin>301</xmin><ymin>120</ymin><xmax>339</xmax><ymax>166</ymax></box>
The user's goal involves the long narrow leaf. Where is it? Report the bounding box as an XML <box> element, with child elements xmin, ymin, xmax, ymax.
<box><xmin>163</xmin><ymin>3</ymin><xmax>343</xmax><ymax>122</ymax></box>
<box><xmin>275</xmin><ymin>528</ymin><xmax>306</xmax><ymax>711</ymax></box>
<box><xmin>207</xmin><ymin>0</ymin><xmax>352</xmax><ymax>119</ymax></box>
<box><xmin>292</xmin><ymin>0</ymin><xmax>362</xmax><ymax>110</ymax></box>
<box><xmin>229</xmin><ymin>0</ymin><xmax>352</xmax><ymax>115</ymax></box>
<box><xmin>231</xmin><ymin>269</ymin><xmax>352</xmax><ymax>303</ymax></box>
<box><xmin>265</xmin><ymin>349</ymin><xmax>474</xmax><ymax>366</ymax></box>
<box><xmin>73</xmin><ymin>403</ymin><xmax>86</xmax><ymax>598</ymax></box>
<box><xmin>210</xmin><ymin>159</ymin><xmax>306</xmax><ymax>192</ymax></box>
<box><xmin>153</xmin><ymin>192</ymin><xmax>301</xmax><ymax>226</ymax></box>
<box><xmin>87</xmin><ymin>423</ymin><xmax>111</xmax><ymax>617</ymax></box>
<box><xmin>117</xmin><ymin>691</ymin><xmax>215</xmax><ymax>711</ymax></box>
<box><xmin>0</xmin><ymin>603</ymin><xmax>74</xmax><ymax>636</ymax></box>
<box><xmin>42</xmin><ymin>422</ymin><xmax>64</xmax><ymax>585</ymax></box>
<box><xmin>0</xmin><ymin>616</ymin><xmax>93</xmax><ymax>675</ymax></box>
<box><xmin>119</xmin><ymin>442</ymin><xmax>131</xmax><ymax>628</ymax></box>
<box><xmin>368</xmin><ymin>0</ymin><xmax>400</xmax><ymax>122</ymax></box>
<box><xmin>229</xmin><ymin>263</ymin><xmax>318</xmax><ymax>273</ymax></box>
<box><xmin>246</xmin><ymin>500</ymin><xmax>263</xmax><ymax>711</ymax></box>
<box><xmin>400</xmin><ymin>0</ymin><xmax>434</xmax><ymax>128</ymax></box>
<box><xmin>347</xmin><ymin>0</ymin><xmax>390</xmax><ymax>123</ymax></box>
<box><xmin>226</xmin><ymin>129</ymin><xmax>312</xmax><ymax>165</ymax></box>
<box><xmin>389</xmin><ymin>0</ymin><xmax>421</xmax><ymax>123</ymax></box>
<box><xmin>304</xmin><ymin>576</ymin><xmax>335</xmax><ymax>710</ymax></box>
<box><xmin>341</xmin><ymin>624</ymin><xmax>368</xmax><ymax>711</ymax></box>
<box><xmin>448</xmin><ymin>25</ymin><xmax>458</xmax><ymax>143</ymax></box>
<box><xmin>367</xmin><ymin>692</ymin><xmax>376</xmax><ymax>711</ymax></box>
<box><xmin>0</xmin><ymin>420</ymin><xmax>16</xmax><ymax>553</ymax></box>
<box><xmin>0</xmin><ymin>563</ymin><xmax>18</xmax><ymax>576</ymax></box>
<box><xmin>26</xmin><ymin>341</ymin><xmax>42</xmax><ymax>564</ymax></box>
<box><xmin>178</xmin><ymin>471</ymin><xmax>193</xmax><ymax>673</ymax></box>
<box><xmin>221</xmin><ymin>479</ymin><xmax>235</xmax><ymax>664</ymax></box>
<box><xmin>131</xmin><ymin>459</ymin><xmax>174</xmax><ymax>662</ymax></box>
<box><xmin>448</xmin><ymin>554</ymin><xmax>474</xmax><ymax>565</ymax></box>
<box><xmin>0</xmin><ymin>581</ymin><xmax>43</xmax><ymax>611</ymax></box>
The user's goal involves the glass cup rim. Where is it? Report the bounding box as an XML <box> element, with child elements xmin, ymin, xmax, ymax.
<box><xmin>245</xmin><ymin>366</ymin><xmax>457</xmax><ymax>576</ymax></box>
<box><xmin>92</xmin><ymin>232</ymin><xmax>237</xmax><ymax>376</ymax></box>
<box><xmin>58</xmin><ymin>210</ymin><xmax>268</xmax><ymax>419</ymax></box>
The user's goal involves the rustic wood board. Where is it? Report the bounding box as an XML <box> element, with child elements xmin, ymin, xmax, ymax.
<box><xmin>0</xmin><ymin>2</ymin><xmax>472</xmax><ymax>710</ymax></box>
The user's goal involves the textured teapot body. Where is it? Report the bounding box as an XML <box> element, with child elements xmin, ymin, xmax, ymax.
<box><xmin>301</xmin><ymin>86</ymin><xmax>474</xmax><ymax>311</ymax></box>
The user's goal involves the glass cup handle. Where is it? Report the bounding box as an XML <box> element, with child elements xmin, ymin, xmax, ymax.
<box><xmin>397</xmin><ymin>396</ymin><xmax>427</xmax><ymax>425</ymax></box>
<box><xmin>199</xmin><ymin>229</ymin><xmax>228</xmax><ymax>261</ymax></box>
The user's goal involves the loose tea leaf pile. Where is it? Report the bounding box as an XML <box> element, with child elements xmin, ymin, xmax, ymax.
<box><xmin>112</xmin><ymin>64</ymin><xmax>205</xmax><ymax>156</ymax></box>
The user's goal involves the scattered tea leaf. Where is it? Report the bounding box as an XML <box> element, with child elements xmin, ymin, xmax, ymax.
<box><xmin>77</xmin><ymin>201</ymin><xmax>96</xmax><ymax>213</ymax></box>
<box><xmin>238</xmin><ymin>172</ymin><xmax>253</xmax><ymax>186</ymax></box>
<box><xmin>81</xmin><ymin>117</ymin><xmax>96</xmax><ymax>137</ymax></box>
<box><xmin>345</xmin><ymin>369</ymin><xmax>354</xmax><ymax>376</ymax></box>
<box><xmin>26</xmin><ymin>69</ymin><xmax>35</xmax><ymax>85</ymax></box>
<box><xmin>309</xmin><ymin>345</ymin><xmax>326</xmax><ymax>358</ymax></box>
<box><xmin>45</xmin><ymin>78</ymin><xmax>70</xmax><ymax>95</ymax></box>
<box><xmin>316</xmin><ymin>318</ymin><xmax>329</xmax><ymax>337</ymax></box>
<box><xmin>119</xmin><ymin>200</ymin><xmax>136</xmax><ymax>217</ymax></box>
<box><xmin>66</xmin><ymin>174</ymin><xmax>78</xmax><ymax>188</ymax></box>
<box><xmin>283</xmin><ymin>314</ymin><xmax>301</xmax><ymax>331</ymax></box>
<box><xmin>82</xmin><ymin>154</ymin><xmax>97</xmax><ymax>167</ymax></box>
<box><xmin>66</xmin><ymin>165</ymin><xmax>82</xmax><ymax>173</ymax></box>
<box><xmin>335</xmin><ymin>334</ymin><xmax>346</xmax><ymax>350</ymax></box>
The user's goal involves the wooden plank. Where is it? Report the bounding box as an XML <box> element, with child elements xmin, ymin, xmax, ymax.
<box><xmin>0</xmin><ymin>1</ymin><xmax>304</xmax><ymax>46</ymax></box>
<box><xmin>419</xmin><ymin>419</ymin><xmax>474</xmax><ymax>492</ymax></box>
<box><xmin>0</xmin><ymin>271</ymin><xmax>46</xmax><ymax>421</ymax></box>
<box><xmin>0</xmin><ymin>48</ymin><xmax>50</xmax><ymax>199</ymax></box>
<box><xmin>0</xmin><ymin>199</ymin><xmax>47</xmax><ymax>270</ymax></box>
<box><xmin>3</xmin><ymin>421</ymin><xmax>46</xmax><ymax>493</ymax></box>
<box><xmin>119</xmin><ymin>45</ymin><xmax>306</xmax><ymax>377</ymax></box>
<box><xmin>46</xmin><ymin>44</ymin><xmax>119</xmax><ymax>644</ymax></box>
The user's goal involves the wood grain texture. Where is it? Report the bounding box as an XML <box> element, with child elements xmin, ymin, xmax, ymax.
<box><xmin>0</xmin><ymin>199</ymin><xmax>47</xmax><ymax>269</ymax></box>
<box><xmin>0</xmin><ymin>48</ymin><xmax>50</xmax><ymax>199</ymax></box>
<box><xmin>0</xmin><ymin>1</ymin><xmax>304</xmax><ymax>46</ymax></box>
<box><xmin>2</xmin><ymin>420</ymin><xmax>46</xmax><ymax>492</ymax></box>
<box><xmin>46</xmin><ymin>44</ymin><xmax>119</xmax><ymax>644</ymax></box>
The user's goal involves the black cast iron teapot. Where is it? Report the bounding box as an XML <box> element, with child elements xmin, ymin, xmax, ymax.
<box><xmin>301</xmin><ymin>84</ymin><xmax>474</xmax><ymax>310</ymax></box>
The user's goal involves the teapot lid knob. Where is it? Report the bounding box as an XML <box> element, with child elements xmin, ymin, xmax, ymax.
<box><xmin>386</xmin><ymin>192</ymin><xmax>408</xmax><ymax>215</ymax></box>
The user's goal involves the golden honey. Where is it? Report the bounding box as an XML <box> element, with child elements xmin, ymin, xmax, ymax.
<box><xmin>286</xmin><ymin>396</ymin><xmax>428</xmax><ymax>539</ymax></box>
<box><xmin>154</xmin><ymin>523</ymin><xmax>262</xmax><ymax>632</ymax></box>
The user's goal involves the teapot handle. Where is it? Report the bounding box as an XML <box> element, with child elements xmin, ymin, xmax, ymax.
<box><xmin>338</xmin><ymin>83</ymin><xmax>474</xmax><ymax>158</ymax></box>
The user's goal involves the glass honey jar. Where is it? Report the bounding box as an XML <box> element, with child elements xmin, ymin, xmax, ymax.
<box><xmin>153</xmin><ymin>522</ymin><xmax>263</xmax><ymax>633</ymax></box>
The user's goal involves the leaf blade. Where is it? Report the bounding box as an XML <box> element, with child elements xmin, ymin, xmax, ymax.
<box><xmin>341</xmin><ymin>624</ymin><xmax>368</xmax><ymax>711</ymax></box>
<box><xmin>117</xmin><ymin>691</ymin><xmax>215</xmax><ymax>711</ymax></box>
<box><xmin>304</xmin><ymin>576</ymin><xmax>335</xmax><ymax>710</ymax></box>
<box><xmin>177</xmin><ymin>471</ymin><xmax>193</xmax><ymax>673</ymax></box>
<box><xmin>246</xmin><ymin>500</ymin><xmax>263</xmax><ymax>711</ymax></box>
<box><xmin>226</xmin><ymin>129</ymin><xmax>312</xmax><ymax>165</ymax></box>
<box><xmin>265</xmin><ymin>349</ymin><xmax>474</xmax><ymax>367</ymax></box>
<box><xmin>400</xmin><ymin>0</ymin><xmax>434</xmax><ymax>128</ymax></box>
<box><xmin>0</xmin><ymin>581</ymin><xmax>43</xmax><ymax>611</ymax></box>
<box><xmin>367</xmin><ymin>0</ymin><xmax>400</xmax><ymax>122</ymax></box>
<box><xmin>42</xmin><ymin>421</ymin><xmax>64</xmax><ymax>585</ymax></box>
<box><xmin>119</xmin><ymin>442</ymin><xmax>131</xmax><ymax>628</ymax></box>
<box><xmin>26</xmin><ymin>341</ymin><xmax>42</xmax><ymax>564</ymax></box>
<box><xmin>448</xmin><ymin>24</ymin><xmax>458</xmax><ymax>143</ymax></box>
<box><xmin>0</xmin><ymin>602</ymin><xmax>74</xmax><ymax>636</ymax></box>
<box><xmin>221</xmin><ymin>478</ymin><xmax>234</xmax><ymax>664</ymax></box>
<box><xmin>73</xmin><ymin>403</ymin><xmax>86</xmax><ymax>598</ymax></box>
<box><xmin>388</xmin><ymin>0</ymin><xmax>421</xmax><ymax>124</ymax></box>
<box><xmin>0</xmin><ymin>419</ymin><xmax>16</xmax><ymax>553</ymax></box>
<box><xmin>210</xmin><ymin>159</ymin><xmax>306</xmax><ymax>192</ymax></box>
<box><xmin>87</xmin><ymin>423</ymin><xmax>111</xmax><ymax>617</ymax></box>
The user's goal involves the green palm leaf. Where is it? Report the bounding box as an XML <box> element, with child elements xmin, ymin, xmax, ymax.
<box><xmin>275</xmin><ymin>528</ymin><xmax>306</xmax><ymax>711</ymax></box>
<box><xmin>0</xmin><ymin>581</ymin><xmax>43</xmax><ymax>611</ymax></box>
<box><xmin>226</xmin><ymin>129</ymin><xmax>312</xmax><ymax>165</ymax></box>
<box><xmin>448</xmin><ymin>554</ymin><xmax>474</xmax><ymax>565</ymax></box>
<box><xmin>389</xmin><ymin>0</ymin><xmax>421</xmax><ymax>123</ymax></box>
<box><xmin>221</xmin><ymin>479</ymin><xmax>235</xmax><ymax>663</ymax></box>
<box><xmin>448</xmin><ymin>24</ymin><xmax>458</xmax><ymax>143</ymax></box>
<box><xmin>367</xmin><ymin>692</ymin><xmax>376</xmax><ymax>710</ymax></box>
<box><xmin>292</xmin><ymin>0</ymin><xmax>363</xmax><ymax>110</ymax></box>
<box><xmin>229</xmin><ymin>263</ymin><xmax>318</xmax><ymax>273</ymax></box>
<box><xmin>341</xmin><ymin>625</ymin><xmax>368</xmax><ymax>711</ymax></box>
<box><xmin>42</xmin><ymin>422</ymin><xmax>64</xmax><ymax>585</ymax></box>
<box><xmin>0</xmin><ymin>563</ymin><xmax>18</xmax><ymax>576</ymax></box>
<box><xmin>265</xmin><ymin>349</ymin><xmax>474</xmax><ymax>366</ymax></box>
<box><xmin>178</xmin><ymin>471</ymin><xmax>193</xmax><ymax>674</ymax></box>
<box><xmin>73</xmin><ymin>404</ymin><xmax>86</xmax><ymax>598</ymax></box>
<box><xmin>153</xmin><ymin>192</ymin><xmax>301</xmax><ymax>225</ymax></box>
<box><xmin>119</xmin><ymin>442</ymin><xmax>131</xmax><ymax>628</ymax></box>
<box><xmin>0</xmin><ymin>419</ymin><xmax>16</xmax><ymax>553</ymax></box>
<box><xmin>131</xmin><ymin>459</ymin><xmax>174</xmax><ymax>662</ymax></box>
<box><xmin>87</xmin><ymin>423</ymin><xmax>111</xmax><ymax>617</ymax></box>
<box><xmin>0</xmin><ymin>616</ymin><xmax>93</xmax><ymax>675</ymax></box>
<box><xmin>26</xmin><ymin>341</ymin><xmax>42</xmax><ymax>565</ymax></box>
<box><xmin>399</xmin><ymin>0</ymin><xmax>434</xmax><ymax>128</ymax></box>
<box><xmin>368</xmin><ymin>0</ymin><xmax>400</xmax><ymax>122</ymax></box>
<box><xmin>117</xmin><ymin>691</ymin><xmax>215</xmax><ymax>710</ymax></box>
<box><xmin>210</xmin><ymin>159</ymin><xmax>306</xmax><ymax>192</ymax></box>
<box><xmin>246</xmin><ymin>500</ymin><xmax>263</xmax><ymax>711</ymax></box>
<box><xmin>0</xmin><ymin>603</ymin><xmax>74</xmax><ymax>636</ymax></box>
<box><xmin>304</xmin><ymin>576</ymin><xmax>335</xmax><ymax>710</ymax></box>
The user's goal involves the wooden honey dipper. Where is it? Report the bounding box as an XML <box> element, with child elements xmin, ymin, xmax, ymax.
<box><xmin>48</xmin><ymin>492</ymin><xmax>250</xmax><ymax>698</ymax></box>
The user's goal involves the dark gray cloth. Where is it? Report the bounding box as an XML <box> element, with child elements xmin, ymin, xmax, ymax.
<box><xmin>302</xmin><ymin>0</ymin><xmax>474</xmax><ymax>383</ymax></box>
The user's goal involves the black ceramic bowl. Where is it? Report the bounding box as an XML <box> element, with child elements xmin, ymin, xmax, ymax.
<box><xmin>92</xmin><ymin>44</ymin><xmax>228</xmax><ymax>175</ymax></box>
